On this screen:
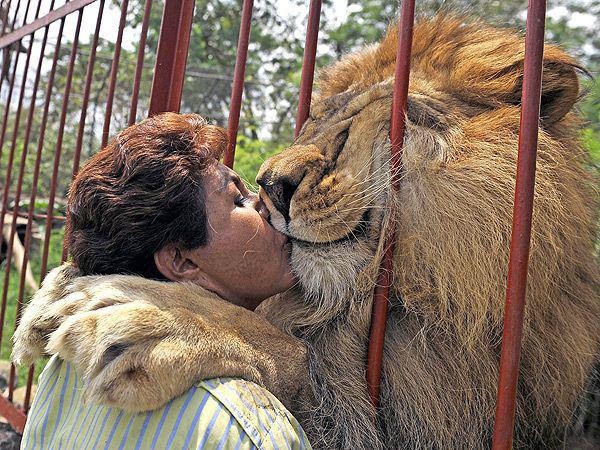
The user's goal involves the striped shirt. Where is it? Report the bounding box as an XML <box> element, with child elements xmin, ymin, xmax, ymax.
<box><xmin>22</xmin><ymin>355</ymin><xmax>311</xmax><ymax>449</ymax></box>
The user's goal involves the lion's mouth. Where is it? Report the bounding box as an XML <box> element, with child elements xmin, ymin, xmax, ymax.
<box><xmin>271</xmin><ymin>209</ymin><xmax>371</xmax><ymax>247</ymax></box>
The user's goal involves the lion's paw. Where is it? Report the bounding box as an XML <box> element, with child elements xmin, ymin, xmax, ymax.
<box><xmin>46</xmin><ymin>303</ymin><xmax>186</xmax><ymax>412</ymax></box>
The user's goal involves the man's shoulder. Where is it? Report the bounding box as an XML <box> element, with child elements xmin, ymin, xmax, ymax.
<box><xmin>199</xmin><ymin>378</ymin><xmax>311</xmax><ymax>449</ymax></box>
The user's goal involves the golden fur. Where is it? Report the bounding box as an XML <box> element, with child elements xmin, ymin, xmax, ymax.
<box><xmin>13</xmin><ymin>16</ymin><xmax>599</xmax><ymax>449</ymax></box>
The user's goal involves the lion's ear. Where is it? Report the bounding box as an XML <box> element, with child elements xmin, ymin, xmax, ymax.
<box><xmin>454</xmin><ymin>37</ymin><xmax>581</xmax><ymax>125</ymax></box>
<box><xmin>506</xmin><ymin>54</ymin><xmax>581</xmax><ymax>125</ymax></box>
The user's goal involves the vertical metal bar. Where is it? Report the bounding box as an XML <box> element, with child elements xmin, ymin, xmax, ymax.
<box><xmin>69</xmin><ymin>0</ymin><xmax>103</xmax><ymax>180</ymax></box>
<box><xmin>100</xmin><ymin>0</ymin><xmax>128</xmax><ymax>147</ymax></box>
<box><xmin>294</xmin><ymin>0</ymin><xmax>322</xmax><ymax>137</ymax></box>
<box><xmin>39</xmin><ymin>8</ymin><xmax>82</xmax><ymax>279</ymax></box>
<box><xmin>128</xmin><ymin>0</ymin><xmax>152</xmax><ymax>125</ymax></box>
<box><xmin>61</xmin><ymin>0</ymin><xmax>104</xmax><ymax>263</ymax></box>
<box><xmin>223</xmin><ymin>0</ymin><xmax>253</xmax><ymax>169</ymax></box>
<box><xmin>366</xmin><ymin>0</ymin><xmax>415</xmax><ymax>409</ymax></box>
<box><xmin>3</xmin><ymin>0</ymin><xmax>55</xmax><ymax>400</ymax></box>
<box><xmin>148</xmin><ymin>0</ymin><xmax>195</xmax><ymax>115</ymax></box>
<box><xmin>492</xmin><ymin>1</ymin><xmax>547</xmax><ymax>448</ymax></box>
<box><xmin>18</xmin><ymin>14</ymin><xmax>66</xmax><ymax>413</ymax></box>
<box><xmin>0</xmin><ymin>0</ymin><xmax>24</xmax><ymax>157</ymax></box>
<box><xmin>23</xmin><ymin>367</ymin><xmax>34</xmax><ymax>412</ymax></box>
<box><xmin>0</xmin><ymin>0</ymin><xmax>36</xmax><ymax>347</ymax></box>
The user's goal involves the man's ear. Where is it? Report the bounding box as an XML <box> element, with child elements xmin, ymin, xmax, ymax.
<box><xmin>154</xmin><ymin>245</ymin><xmax>201</xmax><ymax>282</ymax></box>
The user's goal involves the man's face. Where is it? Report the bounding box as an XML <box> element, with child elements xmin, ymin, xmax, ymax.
<box><xmin>183</xmin><ymin>163</ymin><xmax>296</xmax><ymax>309</ymax></box>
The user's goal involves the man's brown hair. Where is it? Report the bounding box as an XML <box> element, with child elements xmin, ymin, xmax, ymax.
<box><xmin>65</xmin><ymin>112</ymin><xmax>227</xmax><ymax>277</ymax></box>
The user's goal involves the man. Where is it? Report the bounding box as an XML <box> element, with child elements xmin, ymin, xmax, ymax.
<box><xmin>15</xmin><ymin>113</ymin><xmax>311</xmax><ymax>449</ymax></box>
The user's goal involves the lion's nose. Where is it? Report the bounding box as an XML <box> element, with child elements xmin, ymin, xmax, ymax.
<box><xmin>256</xmin><ymin>172</ymin><xmax>300</xmax><ymax>221</ymax></box>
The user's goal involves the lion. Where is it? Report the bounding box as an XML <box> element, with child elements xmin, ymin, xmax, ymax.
<box><xmin>13</xmin><ymin>16</ymin><xmax>600</xmax><ymax>449</ymax></box>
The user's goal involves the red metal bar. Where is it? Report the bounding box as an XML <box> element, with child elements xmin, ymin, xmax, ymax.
<box><xmin>16</xmin><ymin>15</ymin><xmax>66</xmax><ymax>414</ymax></box>
<box><xmin>0</xmin><ymin>0</ymin><xmax>35</xmax><ymax>347</ymax></box>
<box><xmin>148</xmin><ymin>0</ymin><xmax>195</xmax><ymax>115</ymax></box>
<box><xmin>0</xmin><ymin>0</ymin><xmax>24</xmax><ymax>156</ymax></box>
<box><xmin>0</xmin><ymin>395</ymin><xmax>25</xmax><ymax>433</ymax></box>
<box><xmin>18</xmin><ymin>14</ymin><xmax>66</xmax><ymax>297</ymax></box>
<box><xmin>100</xmin><ymin>0</ymin><xmax>128</xmax><ymax>148</ymax></box>
<box><xmin>223</xmin><ymin>0</ymin><xmax>253</xmax><ymax>168</ymax></box>
<box><xmin>39</xmin><ymin>8</ymin><xmax>82</xmax><ymax>279</ymax></box>
<box><xmin>69</xmin><ymin>0</ymin><xmax>104</xmax><ymax>181</ymax></box>
<box><xmin>128</xmin><ymin>0</ymin><xmax>152</xmax><ymax>124</ymax></box>
<box><xmin>0</xmin><ymin>0</ymin><xmax>97</xmax><ymax>49</ymax></box>
<box><xmin>23</xmin><ymin>366</ymin><xmax>35</xmax><ymax>413</ymax></box>
<box><xmin>17</xmin><ymin>210</ymin><xmax>65</xmax><ymax>222</ymax></box>
<box><xmin>61</xmin><ymin>0</ymin><xmax>104</xmax><ymax>262</ymax></box>
<box><xmin>366</xmin><ymin>0</ymin><xmax>415</xmax><ymax>409</ymax></box>
<box><xmin>492</xmin><ymin>1</ymin><xmax>547</xmax><ymax>448</ymax></box>
<box><xmin>294</xmin><ymin>0</ymin><xmax>322</xmax><ymax>137</ymax></box>
<box><xmin>0</xmin><ymin>1</ymin><xmax>36</xmax><ymax>428</ymax></box>
<box><xmin>2</xmin><ymin>0</ymin><xmax>54</xmax><ymax>401</ymax></box>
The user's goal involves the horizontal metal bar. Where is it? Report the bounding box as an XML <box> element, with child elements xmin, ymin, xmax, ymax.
<box><xmin>0</xmin><ymin>394</ymin><xmax>26</xmax><ymax>434</ymax></box>
<box><xmin>16</xmin><ymin>210</ymin><xmax>66</xmax><ymax>221</ymax></box>
<box><xmin>0</xmin><ymin>0</ymin><xmax>98</xmax><ymax>49</ymax></box>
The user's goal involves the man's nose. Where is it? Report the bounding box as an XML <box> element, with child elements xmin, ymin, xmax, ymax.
<box><xmin>256</xmin><ymin>172</ymin><xmax>301</xmax><ymax>221</ymax></box>
<box><xmin>252</xmin><ymin>195</ymin><xmax>270</xmax><ymax>220</ymax></box>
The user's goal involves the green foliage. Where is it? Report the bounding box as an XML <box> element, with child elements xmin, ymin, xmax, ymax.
<box><xmin>582</xmin><ymin>128</ymin><xmax>600</xmax><ymax>165</ymax></box>
<box><xmin>0</xmin><ymin>228</ymin><xmax>64</xmax><ymax>387</ymax></box>
<box><xmin>232</xmin><ymin>136</ymin><xmax>285</xmax><ymax>189</ymax></box>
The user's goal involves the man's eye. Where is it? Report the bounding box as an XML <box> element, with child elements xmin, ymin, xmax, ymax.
<box><xmin>234</xmin><ymin>196</ymin><xmax>250</xmax><ymax>207</ymax></box>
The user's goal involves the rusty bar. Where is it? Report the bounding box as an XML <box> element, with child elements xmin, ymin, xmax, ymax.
<box><xmin>16</xmin><ymin>16</ymin><xmax>66</xmax><ymax>415</ymax></box>
<box><xmin>23</xmin><ymin>365</ymin><xmax>35</xmax><ymax>412</ymax></box>
<box><xmin>18</xmin><ymin>14</ymin><xmax>66</xmax><ymax>302</ymax></box>
<box><xmin>61</xmin><ymin>0</ymin><xmax>104</xmax><ymax>262</ymax></box>
<box><xmin>366</xmin><ymin>0</ymin><xmax>415</xmax><ymax>408</ymax></box>
<box><xmin>294</xmin><ymin>0</ymin><xmax>322</xmax><ymax>137</ymax></box>
<box><xmin>491</xmin><ymin>1</ymin><xmax>547</xmax><ymax>448</ymax></box>
<box><xmin>0</xmin><ymin>1</ymin><xmax>35</xmax><ymax>427</ymax></box>
<box><xmin>0</xmin><ymin>0</ymin><xmax>24</xmax><ymax>156</ymax></box>
<box><xmin>223</xmin><ymin>0</ymin><xmax>253</xmax><ymax>168</ymax></box>
<box><xmin>17</xmin><ymin>210</ymin><xmax>65</xmax><ymax>222</ymax></box>
<box><xmin>39</xmin><ymin>8</ymin><xmax>82</xmax><ymax>279</ymax></box>
<box><xmin>0</xmin><ymin>0</ymin><xmax>35</xmax><ymax>349</ymax></box>
<box><xmin>0</xmin><ymin>395</ymin><xmax>26</xmax><ymax>433</ymax></box>
<box><xmin>128</xmin><ymin>0</ymin><xmax>152</xmax><ymax>124</ymax></box>
<box><xmin>101</xmin><ymin>0</ymin><xmax>128</xmax><ymax>147</ymax></box>
<box><xmin>69</xmin><ymin>0</ymin><xmax>104</xmax><ymax>180</ymax></box>
<box><xmin>0</xmin><ymin>0</ymin><xmax>97</xmax><ymax>49</ymax></box>
<box><xmin>148</xmin><ymin>0</ymin><xmax>195</xmax><ymax>115</ymax></box>
<box><xmin>4</xmin><ymin>1</ymin><xmax>55</xmax><ymax>402</ymax></box>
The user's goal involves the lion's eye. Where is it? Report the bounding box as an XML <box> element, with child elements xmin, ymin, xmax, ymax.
<box><xmin>335</xmin><ymin>129</ymin><xmax>349</xmax><ymax>147</ymax></box>
<box><xmin>332</xmin><ymin>129</ymin><xmax>349</xmax><ymax>159</ymax></box>
<box><xmin>234</xmin><ymin>195</ymin><xmax>250</xmax><ymax>207</ymax></box>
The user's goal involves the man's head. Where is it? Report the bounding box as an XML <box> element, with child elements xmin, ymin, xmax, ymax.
<box><xmin>66</xmin><ymin>113</ymin><xmax>294</xmax><ymax>309</ymax></box>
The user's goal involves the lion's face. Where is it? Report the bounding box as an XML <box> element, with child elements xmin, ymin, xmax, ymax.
<box><xmin>257</xmin><ymin>17</ymin><xmax>582</xmax><ymax>310</ymax></box>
